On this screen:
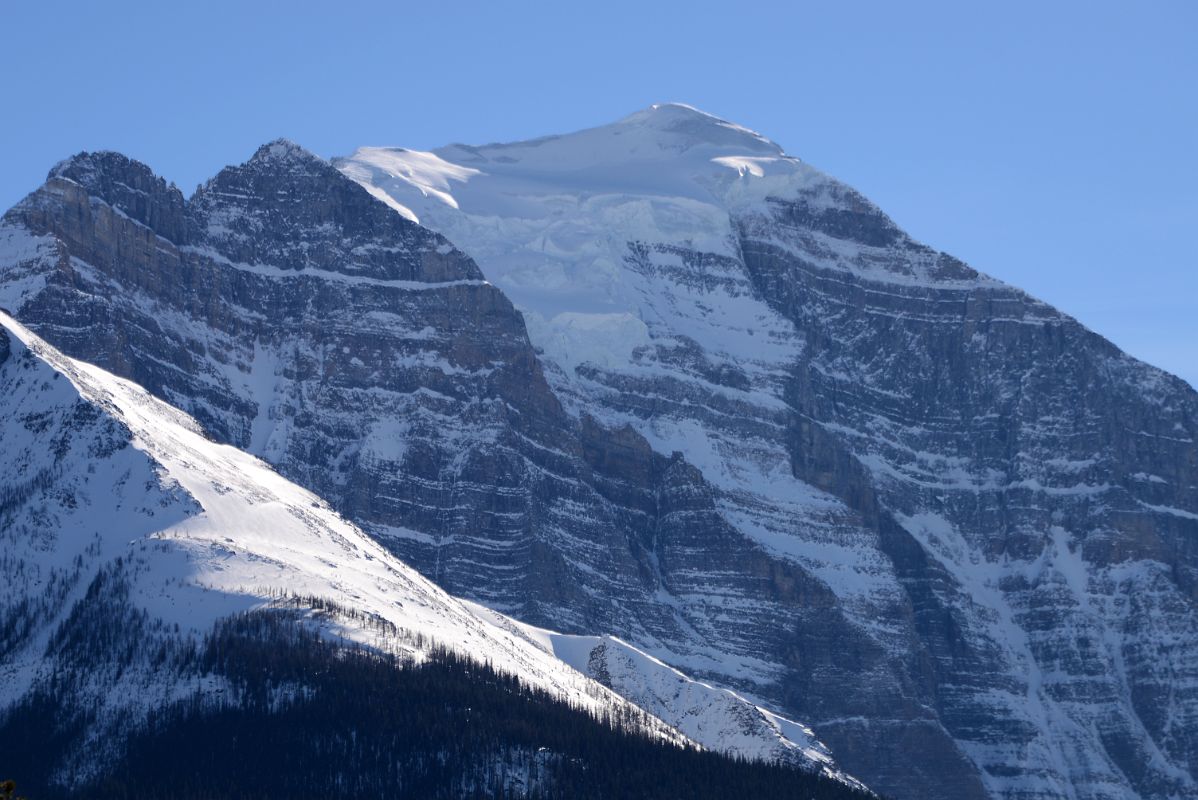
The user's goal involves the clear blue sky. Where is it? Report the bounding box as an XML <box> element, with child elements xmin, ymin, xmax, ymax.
<box><xmin>3</xmin><ymin>0</ymin><xmax>1194</xmax><ymax>386</ymax></box>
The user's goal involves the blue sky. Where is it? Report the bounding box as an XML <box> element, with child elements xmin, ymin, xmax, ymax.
<box><xmin>3</xmin><ymin>0</ymin><xmax>1194</xmax><ymax>386</ymax></box>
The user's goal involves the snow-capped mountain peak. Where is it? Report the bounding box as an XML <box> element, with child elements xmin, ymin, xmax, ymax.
<box><xmin>248</xmin><ymin>137</ymin><xmax>327</xmax><ymax>169</ymax></box>
<box><xmin>336</xmin><ymin>103</ymin><xmax>817</xmax><ymax>230</ymax></box>
<box><xmin>612</xmin><ymin>102</ymin><xmax>784</xmax><ymax>154</ymax></box>
<box><xmin>332</xmin><ymin>105</ymin><xmax>841</xmax><ymax>387</ymax></box>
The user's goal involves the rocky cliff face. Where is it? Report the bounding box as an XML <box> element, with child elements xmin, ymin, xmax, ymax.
<box><xmin>738</xmin><ymin>192</ymin><xmax>1198</xmax><ymax>798</ymax></box>
<box><xmin>2</xmin><ymin>142</ymin><xmax>617</xmax><ymax>624</ymax></box>
<box><xmin>3</xmin><ymin>108</ymin><xmax>1196</xmax><ymax>800</ymax></box>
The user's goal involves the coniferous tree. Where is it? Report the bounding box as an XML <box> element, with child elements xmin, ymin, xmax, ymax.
<box><xmin>0</xmin><ymin>780</ymin><xmax>28</xmax><ymax>800</ymax></box>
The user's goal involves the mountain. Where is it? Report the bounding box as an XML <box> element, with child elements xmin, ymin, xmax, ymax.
<box><xmin>0</xmin><ymin>140</ymin><xmax>880</xmax><ymax>784</ymax></box>
<box><xmin>0</xmin><ymin>311</ymin><xmax>869</xmax><ymax>798</ymax></box>
<box><xmin>0</xmin><ymin>144</ymin><xmax>860</xmax><ymax>793</ymax></box>
<box><xmin>337</xmin><ymin>104</ymin><xmax>1198</xmax><ymax>800</ymax></box>
<box><xmin>0</xmin><ymin>104</ymin><xmax>1194</xmax><ymax>800</ymax></box>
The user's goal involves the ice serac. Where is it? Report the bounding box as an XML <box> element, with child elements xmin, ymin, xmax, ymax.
<box><xmin>336</xmin><ymin>104</ymin><xmax>1198</xmax><ymax>800</ymax></box>
<box><xmin>0</xmin><ymin>142</ymin><xmax>859</xmax><ymax>783</ymax></box>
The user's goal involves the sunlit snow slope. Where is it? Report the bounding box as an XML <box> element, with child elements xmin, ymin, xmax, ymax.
<box><xmin>0</xmin><ymin>312</ymin><xmax>678</xmax><ymax>739</ymax></box>
<box><xmin>0</xmin><ymin>310</ymin><xmax>862</xmax><ymax>785</ymax></box>
<box><xmin>469</xmin><ymin>601</ymin><xmax>862</xmax><ymax>787</ymax></box>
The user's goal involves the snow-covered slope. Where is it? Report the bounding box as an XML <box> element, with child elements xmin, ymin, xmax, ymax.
<box><xmin>0</xmin><ymin>311</ymin><xmax>680</xmax><ymax>753</ymax></box>
<box><xmin>337</xmin><ymin>103</ymin><xmax>986</xmax><ymax>375</ymax></box>
<box><xmin>0</xmin><ymin>310</ymin><xmax>866</xmax><ymax>787</ymax></box>
<box><xmin>469</xmin><ymin>601</ymin><xmax>863</xmax><ymax>788</ymax></box>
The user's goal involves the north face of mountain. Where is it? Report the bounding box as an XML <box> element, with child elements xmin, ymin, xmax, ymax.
<box><xmin>337</xmin><ymin>103</ymin><xmax>1198</xmax><ymax>800</ymax></box>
